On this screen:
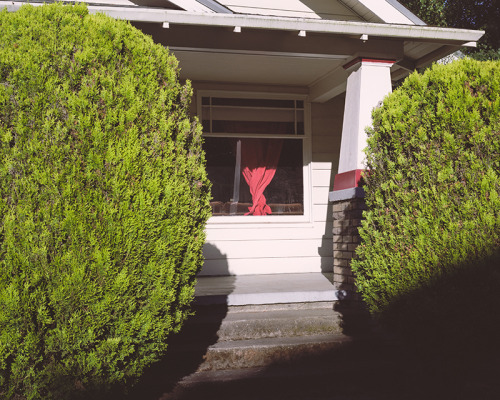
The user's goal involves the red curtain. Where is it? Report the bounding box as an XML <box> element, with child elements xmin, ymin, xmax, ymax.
<box><xmin>241</xmin><ymin>139</ymin><xmax>283</xmax><ymax>215</ymax></box>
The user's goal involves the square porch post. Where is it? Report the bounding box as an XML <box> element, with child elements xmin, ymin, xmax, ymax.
<box><xmin>330</xmin><ymin>58</ymin><xmax>394</xmax><ymax>300</ymax></box>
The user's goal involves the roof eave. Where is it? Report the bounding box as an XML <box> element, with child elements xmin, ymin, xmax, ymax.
<box><xmin>0</xmin><ymin>2</ymin><xmax>485</xmax><ymax>45</ymax></box>
<box><xmin>100</xmin><ymin>7</ymin><xmax>485</xmax><ymax>44</ymax></box>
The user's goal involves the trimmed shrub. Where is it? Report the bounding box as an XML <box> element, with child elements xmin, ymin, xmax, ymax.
<box><xmin>0</xmin><ymin>4</ymin><xmax>211</xmax><ymax>399</ymax></box>
<box><xmin>352</xmin><ymin>59</ymin><xmax>500</xmax><ymax>313</ymax></box>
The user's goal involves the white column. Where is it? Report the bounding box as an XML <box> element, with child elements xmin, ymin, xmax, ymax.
<box><xmin>333</xmin><ymin>58</ymin><xmax>394</xmax><ymax>191</ymax></box>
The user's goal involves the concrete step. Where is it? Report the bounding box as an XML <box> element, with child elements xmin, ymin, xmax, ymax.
<box><xmin>129</xmin><ymin>332</ymin><xmax>399</xmax><ymax>400</ymax></box>
<box><xmin>170</xmin><ymin>333</ymin><xmax>353</xmax><ymax>372</ymax></box>
<box><xmin>216</xmin><ymin>307</ymin><xmax>343</xmax><ymax>341</ymax></box>
<box><xmin>184</xmin><ymin>302</ymin><xmax>342</xmax><ymax>342</ymax></box>
<box><xmin>127</xmin><ymin>274</ymin><xmax>375</xmax><ymax>399</ymax></box>
<box><xmin>171</xmin><ymin>341</ymin><xmax>392</xmax><ymax>395</ymax></box>
<box><xmin>163</xmin><ymin>273</ymin><xmax>373</xmax><ymax>372</ymax></box>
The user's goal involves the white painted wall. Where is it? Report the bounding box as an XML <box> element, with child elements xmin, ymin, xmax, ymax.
<box><xmin>199</xmin><ymin>93</ymin><xmax>344</xmax><ymax>276</ymax></box>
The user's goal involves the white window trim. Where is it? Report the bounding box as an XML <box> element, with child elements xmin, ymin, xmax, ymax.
<box><xmin>197</xmin><ymin>90</ymin><xmax>312</xmax><ymax>226</ymax></box>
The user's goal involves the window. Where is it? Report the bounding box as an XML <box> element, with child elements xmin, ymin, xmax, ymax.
<box><xmin>200</xmin><ymin>92</ymin><xmax>309</xmax><ymax>219</ymax></box>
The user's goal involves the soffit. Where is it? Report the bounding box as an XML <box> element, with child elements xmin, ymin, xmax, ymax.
<box><xmin>134</xmin><ymin>22</ymin><xmax>353</xmax><ymax>87</ymax></box>
<box><xmin>172</xmin><ymin>50</ymin><xmax>344</xmax><ymax>86</ymax></box>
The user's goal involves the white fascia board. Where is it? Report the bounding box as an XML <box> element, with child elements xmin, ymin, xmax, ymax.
<box><xmin>143</xmin><ymin>9</ymin><xmax>484</xmax><ymax>43</ymax></box>
<box><xmin>0</xmin><ymin>2</ymin><xmax>484</xmax><ymax>44</ymax></box>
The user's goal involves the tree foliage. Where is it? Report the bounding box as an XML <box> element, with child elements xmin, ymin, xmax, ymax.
<box><xmin>0</xmin><ymin>4</ymin><xmax>211</xmax><ymax>399</ymax></box>
<box><xmin>352</xmin><ymin>59</ymin><xmax>500</xmax><ymax>313</ymax></box>
<box><xmin>400</xmin><ymin>0</ymin><xmax>446</xmax><ymax>26</ymax></box>
<box><xmin>401</xmin><ymin>0</ymin><xmax>500</xmax><ymax>58</ymax></box>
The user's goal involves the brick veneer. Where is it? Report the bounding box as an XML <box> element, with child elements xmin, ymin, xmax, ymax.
<box><xmin>332</xmin><ymin>197</ymin><xmax>366</xmax><ymax>300</ymax></box>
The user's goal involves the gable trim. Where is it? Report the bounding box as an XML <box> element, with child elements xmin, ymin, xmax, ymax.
<box><xmin>196</xmin><ymin>0</ymin><xmax>232</xmax><ymax>14</ymax></box>
<box><xmin>385</xmin><ymin>0</ymin><xmax>425</xmax><ymax>25</ymax></box>
<box><xmin>168</xmin><ymin>0</ymin><xmax>215</xmax><ymax>13</ymax></box>
<box><xmin>341</xmin><ymin>0</ymin><xmax>417</xmax><ymax>25</ymax></box>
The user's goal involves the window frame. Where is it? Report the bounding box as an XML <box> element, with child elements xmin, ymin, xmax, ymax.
<box><xmin>197</xmin><ymin>90</ymin><xmax>312</xmax><ymax>225</ymax></box>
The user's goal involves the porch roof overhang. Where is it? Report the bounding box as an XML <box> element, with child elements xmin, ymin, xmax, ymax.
<box><xmin>93</xmin><ymin>8</ymin><xmax>482</xmax><ymax>43</ymax></box>
<box><xmin>1</xmin><ymin>1</ymin><xmax>485</xmax><ymax>102</ymax></box>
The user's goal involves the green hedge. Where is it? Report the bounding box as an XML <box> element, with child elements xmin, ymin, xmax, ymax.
<box><xmin>352</xmin><ymin>59</ymin><xmax>500</xmax><ymax>313</ymax></box>
<box><xmin>0</xmin><ymin>4</ymin><xmax>211</xmax><ymax>399</ymax></box>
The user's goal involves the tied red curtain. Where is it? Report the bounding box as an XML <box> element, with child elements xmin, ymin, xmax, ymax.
<box><xmin>241</xmin><ymin>138</ymin><xmax>283</xmax><ymax>215</ymax></box>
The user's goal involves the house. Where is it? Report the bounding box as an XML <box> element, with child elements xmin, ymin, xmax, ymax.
<box><xmin>2</xmin><ymin>0</ymin><xmax>484</xmax><ymax>294</ymax></box>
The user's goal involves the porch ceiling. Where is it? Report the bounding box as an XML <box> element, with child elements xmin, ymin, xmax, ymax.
<box><xmin>171</xmin><ymin>49</ymin><xmax>344</xmax><ymax>86</ymax></box>
<box><xmin>133</xmin><ymin>21</ymin><xmax>409</xmax><ymax>100</ymax></box>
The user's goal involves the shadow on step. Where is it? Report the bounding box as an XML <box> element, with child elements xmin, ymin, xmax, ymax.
<box><xmin>163</xmin><ymin>251</ymin><xmax>500</xmax><ymax>400</ymax></box>
<box><xmin>162</xmin><ymin>326</ymin><xmax>500</xmax><ymax>400</ymax></box>
<box><xmin>160</xmin><ymin>333</ymin><xmax>409</xmax><ymax>400</ymax></box>
<box><xmin>123</xmin><ymin>244</ymin><xmax>234</xmax><ymax>400</ymax></box>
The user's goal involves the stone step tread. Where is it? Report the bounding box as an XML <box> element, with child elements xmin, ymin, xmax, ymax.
<box><xmin>188</xmin><ymin>307</ymin><xmax>340</xmax><ymax>324</ymax></box>
<box><xmin>177</xmin><ymin>304</ymin><xmax>346</xmax><ymax>342</ymax></box>
<box><xmin>195</xmin><ymin>334</ymin><xmax>358</xmax><ymax>371</ymax></box>
<box><xmin>219</xmin><ymin>301</ymin><xmax>335</xmax><ymax>313</ymax></box>
<box><xmin>215</xmin><ymin>318</ymin><xmax>342</xmax><ymax>341</ymax></box>
<box><xmin>175</xmin><ymin>303</ymin><xmax>370</xmax><ymax>342</ymax></box>
<box><xmin>179</xmin><ymin>354</ymin><xmax>387</xmax><ymax>386</ymax></box>
<box><xmin>170</xmin><ymin>332</ymin><xmax>350</xmax><ymax>354</ymax></box>
<box><xmin>209</xmin><ymin>333</ymin><xmax>351</xmax><ymax>350</ymax></box>
<box><xmin>165</xmin><ymin>341</ymin><xmax>401</xmax><ymax>400</ymax></box>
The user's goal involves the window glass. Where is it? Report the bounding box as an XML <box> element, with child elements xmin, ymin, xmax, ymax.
<box><xmin>202</xmin><ymin>96</ymin><xmax>304</xmax><ymax>136</ymax></box>
<box><xmin>211</xmin><ymin>98</ymin><xmax>296</xmax><ymax>108</ymax></box>
<box><xmin>201</xmin><ymin>96</ymin><xmax>306</xmax><ymax>217</ymax></box>
<box><xmin>204</xmin><ymin>138</ymin><xmax>303</xmax><ymax>216</ymax></box>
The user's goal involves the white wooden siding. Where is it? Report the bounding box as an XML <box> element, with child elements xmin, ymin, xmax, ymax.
<box><xmin>204</xmin><ymin>238</ymin><xmax>333</xmax><ymax>259</ymax></box>
<box><xmin>312</xmin><ymin>186</ymin><xmax>331</xmax><ymax>205</ymax></box>
<box><xmin>200</xmin><ymin>256</ymin><xmax>334</xmax><ymax>276</ymax></box>
<box><xmin>312</xmin><ymin>169</ymin><xmax>333</xmax><ymax>187</ymax></box>
<box><xmin>205</xmin><ymin>222</ymin><xmax>332</xmax><ymax>241</ymax></box>
<box><xmin>201</xmin><ymin>93</ymin><xmax>344</xmax><ymax>276</ymax></box>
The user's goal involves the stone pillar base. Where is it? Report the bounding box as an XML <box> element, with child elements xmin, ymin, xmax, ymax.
<box><xmin>330</xmin><ymin>188</ymin><xmax>366</xmax><ymax>301</ymax></box>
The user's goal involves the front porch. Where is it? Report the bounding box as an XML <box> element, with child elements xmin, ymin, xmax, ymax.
<box><xmin>194</xmin><ymin>272</ymin><xmax>337</xmax><ymax>306</ymax></box>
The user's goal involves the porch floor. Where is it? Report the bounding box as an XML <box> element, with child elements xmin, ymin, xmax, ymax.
<box><xmin>194</xmin><ymin>272</ymin><xmax>337</xmax><ymax>306</ymax></box>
